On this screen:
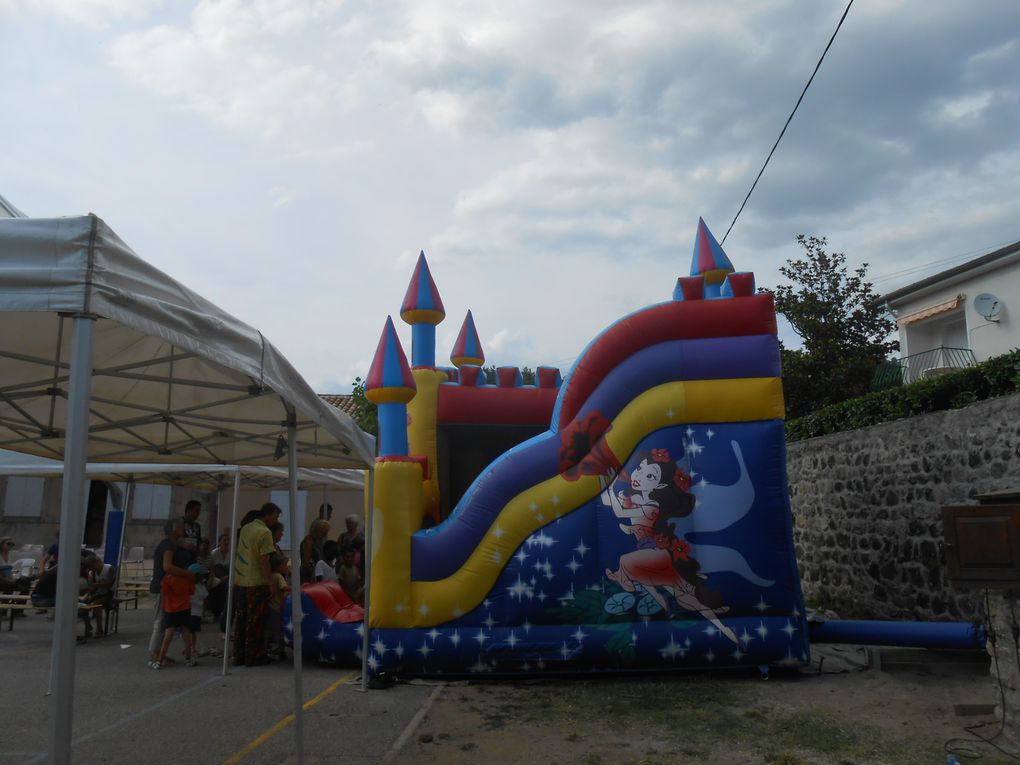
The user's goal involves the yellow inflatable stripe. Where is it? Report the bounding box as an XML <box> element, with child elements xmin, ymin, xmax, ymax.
<box><xmin>401</xmin><ymin>377</ymin><xmax>784</xmax><ymax>626</ymax></box>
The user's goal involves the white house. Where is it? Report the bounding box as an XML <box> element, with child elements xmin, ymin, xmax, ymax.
<box><xmin>880</xmin><ymin>240</ymin><xmax>1020</xmax><ymax>381</ymax></box>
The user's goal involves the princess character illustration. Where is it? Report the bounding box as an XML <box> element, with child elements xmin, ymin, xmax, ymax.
<box><xmin>601</xmin><ymin>448</ymin><xmax>738</xmax><ymax>645</ymax></box>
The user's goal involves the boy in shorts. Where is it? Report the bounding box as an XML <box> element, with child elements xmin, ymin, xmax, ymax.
<box><xmin>152</xmin><ymin>562</ymin><xmax>196</xmax><ymax>669</ymax></box>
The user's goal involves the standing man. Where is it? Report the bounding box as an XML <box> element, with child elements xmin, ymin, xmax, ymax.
<box><xmin>179</xmin><ymin>500</ymin><xmax>202</xmax><ymax>565</ymax></box>
<box><xmin>231</xmin><ymin>502</ymin><xmax>281</xmax><ymax>666</ymax></box>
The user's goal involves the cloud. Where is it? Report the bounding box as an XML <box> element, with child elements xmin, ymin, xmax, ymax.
<box><xmin>107</xmin><ymin>0</ymin><xmax>377</xmax><ymax>155</ymax></box>
<box><xmin>6</xmin><ymin>0</ymin><xmax>1020</xmax><ymax>390</ymax></box>
<box><xmin>0</xmin><ymin>0</ymin><xmax>161</xmax><ymax>26</ymax></box>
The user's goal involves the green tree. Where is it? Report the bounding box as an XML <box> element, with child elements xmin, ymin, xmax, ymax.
<box><xmin>350</xmin><ymin>377</ymin><xmax>378</xmax><ymax>436</ymax></box>
<box><xmin>765</xmin><ymin>235</ymin><xmax>898</xmax><ymax>419</ymax></box>
<box><xmin>481</xmin><ymin>366</ymin><xmax>536</xmax><ymax>385</ymax></box>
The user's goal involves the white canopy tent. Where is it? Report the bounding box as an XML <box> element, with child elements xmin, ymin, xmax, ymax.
<box><xmin>0</xmin><ymin>212</ymin><xmax>376</xmax><ymax>765</ymax></box>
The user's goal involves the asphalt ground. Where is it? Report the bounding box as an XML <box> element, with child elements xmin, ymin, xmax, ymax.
<box><xmin>0</xmin><ymin>601</ymin><xmax>435</xmax><ymax>765</ymax></box>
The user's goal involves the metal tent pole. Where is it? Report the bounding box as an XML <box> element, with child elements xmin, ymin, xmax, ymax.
<box><xmin>360</xmin><ymin>468</ymin><xmax>375</xmax><ymax>692</ymax></box>
<box><xmin>49</xmin><ymin>314</ymin><xmax>95</xmax><ymax>765</ymax></box>
<box><xmin>286</xmin><ymin>418</ymin><xmax>305</xmax><ymax>765</ymax></box>
<box><xmin>221</xmin><ymin>468</ymin><xmax>241</xmax><ymax>676</ymax></box>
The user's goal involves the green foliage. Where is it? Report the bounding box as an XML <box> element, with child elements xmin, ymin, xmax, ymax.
<box><xmin>481</xmin><ymin>365</ymin><xmax>537</xmax><ymax>385</ymax></box>
<box><xmin>764</xmin><ymin>236</ymin><xmax>898</xmax><ymax>419</ymax></box>
<box><xmin>350</xmin><ymin>377</ymin><xmax>378</xmax><ymax>436</ymax></box>
<box><xmin>786</xmin><ymin>348</ymin><xmax>1020</xmax><ymax>441</ymax></box>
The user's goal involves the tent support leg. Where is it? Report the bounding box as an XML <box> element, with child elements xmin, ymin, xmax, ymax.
<box><xmin>287</xmin><ymin>418</ymin><xmax>305</xmax><ymax>765</ymax></box>
<box><xmin>49</xmin><ymin>314</ymin><xmax>95</xmax><ymax>765</ymax></box>
<box><xmin>222</xmin><ymin>469</ymin><xmax>241</xmax><ymax>676</ymax></box>
<box><xmin>360</xmin><ymin>468</ymin><xmax>375</xmax><ymax>692</ymax></box>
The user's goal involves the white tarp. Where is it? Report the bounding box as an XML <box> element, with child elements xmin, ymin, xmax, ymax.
<box><xmin>0</xmin><ymin>453</ymin><xmax>365</xmax><ymax>492</ymax></box>
<box><xmin>0</xmin><ymin>210</ymin><xmax>374</xmax><ymax>765</ymax></box>
<box><xmin>0</xmin><ymin>214</ymin><xmax>375</xmax><ymax>468</ymax></box>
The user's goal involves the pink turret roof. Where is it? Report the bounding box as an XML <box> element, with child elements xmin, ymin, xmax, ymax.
<box><xmin>400</xmin><ymin>251</ymin><xmax>446</xmax><ymax>325</ymax></box>
<box><xmin>365</xmin><ymin>316</ymin><xmax>416</xmax><ymax>404</ymax></box>
<box><xmin>450</xmin><ymin>310</ymin><xmax>484</xmax><ymax>367</ymax></box>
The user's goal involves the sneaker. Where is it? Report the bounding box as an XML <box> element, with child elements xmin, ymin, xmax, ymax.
<box><xmin>149</xmin><ymin>661</ymin><xmax>162</xmax><ymax>670</ymax></box>
<box><xmin>185</xmin><ymin>656</ymin><xmax>198</xmax><ymax>667</ymax></box>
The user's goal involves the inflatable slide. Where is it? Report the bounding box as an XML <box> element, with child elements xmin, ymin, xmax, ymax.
<box><xmin>289</xmin><ymin>219</ymin><xmax>810</xmax><ymax>675</ymax></box>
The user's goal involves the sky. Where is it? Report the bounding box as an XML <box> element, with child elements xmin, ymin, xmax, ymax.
<box><xmin>2</xmin><ymin>0</ymin><xmax>1019</xmax><ymax>394</ymax></box>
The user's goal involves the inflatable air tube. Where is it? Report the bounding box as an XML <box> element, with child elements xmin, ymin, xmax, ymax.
<box><xmin>808</xmin><ymin>619</ymin><xmax>986</xmax><ymax>650</ymax></box>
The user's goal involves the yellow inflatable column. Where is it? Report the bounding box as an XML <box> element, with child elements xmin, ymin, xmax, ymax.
<box><xmin>407</xmin><ymin>367</ymin><xmax>444</xmax><ymax>525</ymax></box>
<box><xmin>368</xmin><ymin>459</ymin><xmax>422</xmax><ymax>628</ymax></box>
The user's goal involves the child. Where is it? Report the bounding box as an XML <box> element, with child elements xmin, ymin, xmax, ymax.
<box><xmin>314</xmin><ymin>541</ymin><xmax>339</xmax><ymax>583</ymax></box>
<box><xmin>152</xmin><ymin>563</ymin><xmax>196</xmax><ymax>669</ymax></box>
<box><xmin>267</xmin><ymin>553</ymin><xmax>292</xmax><ymax>661</ymax></box>
<box><xmin>336</xmin><ymin>547</ymin><xmax>364</xmax><ymax>604</ymax></box>
<box><xmin>188</xmin><ymin>564</ymin><xmax>209</xmax><ymax>659</ymax></box>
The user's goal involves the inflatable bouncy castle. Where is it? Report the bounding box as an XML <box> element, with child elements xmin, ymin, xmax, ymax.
<box><xmin>292</xmin><ymin>219</ymin><xmax>811</xmax><ymax>675</ymax></box>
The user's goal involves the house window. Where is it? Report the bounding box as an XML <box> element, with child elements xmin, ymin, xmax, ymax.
<box><xmin>3</xmin><ymin>477</ymin><xmax>45</xmax><ymax>517</ymax></box>
<box><xmin>131</xmin><ymin>483</ymin><xmax>172</xmax><ymax>520</ymax></box>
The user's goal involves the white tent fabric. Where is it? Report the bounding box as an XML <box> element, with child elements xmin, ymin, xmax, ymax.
<box><xmin>0</xmin><ymin>214</ymin><xmax>374</xmax><ymax>468</ymax></box>
<box><xmin>0</xmin><ymin>456</ymin><xmax>365</xmax><ymax>492</ymax></box>
<box><xmin>0</xmin><ymin>212</ymin><xmax>375</xmax><ymax>765</ymax></box>
<box><xmin>0</xmin><ymin>193</ymin><xmax>27</xmax><ymax>218</ymax></box>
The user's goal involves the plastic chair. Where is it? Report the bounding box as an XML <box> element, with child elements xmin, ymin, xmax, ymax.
<box><xmin>11</xmin><ymin>558</ymin><xmax>37</xmax><ymax>577</ymax></box>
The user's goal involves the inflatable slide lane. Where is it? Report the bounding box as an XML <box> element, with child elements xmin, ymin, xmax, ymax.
<box><xmin>288</xmin><ymin>219</ymin><xmax>810</xmax><ymax>675</ymax></box>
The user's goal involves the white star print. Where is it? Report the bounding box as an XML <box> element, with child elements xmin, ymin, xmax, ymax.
<box><xmin>574</xmin><ymin>540</ymin><xmax>589</xmax><ymax>557</ymax></box>
<box><xmin>755</xmin><ymin>622</ymin><xmax>769</xmax><ymax>640</ymax></box>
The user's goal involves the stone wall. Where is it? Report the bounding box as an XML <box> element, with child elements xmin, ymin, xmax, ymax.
<box><xmin>788</xmin><ymin>391</ymin><xmax>1020</xmax><ymax>621</ymax></box>
<box><xmin>788</xmin><ymin>392</ymin><xmax>1020</xmax><ymax>741</ymax></box>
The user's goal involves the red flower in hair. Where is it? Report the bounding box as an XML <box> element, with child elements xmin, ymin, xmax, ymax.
<box><xmin>650</xmin><ymin>448</ymin><xmax>670</xmax><ymax>463</ymax></box>
<box><xmin>558</xmin><ymin>411</ymin><xmax>622</xmax><ymax>481</ymax></box>
<box><xmin>671</xmin><ymin>538</ymin><xmax>691</xmax><ymax>561</ymax></box>
<box><xmin>672</xmin><ymin>469</ymin><xmax>692</xmax><ymax>492</ymax></box>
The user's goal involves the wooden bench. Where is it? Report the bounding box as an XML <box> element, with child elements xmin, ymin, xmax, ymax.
<box><xmin>1</xmin><ymin>596</ymin><xmax>104</xmax><ymax>641</ymax></box>
<box><xmin>118</xmin><ymin>583</ymin><xmax>150</xmax><ymax>610</ymax></box>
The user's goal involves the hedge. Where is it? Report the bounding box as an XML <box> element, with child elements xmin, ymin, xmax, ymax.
<box><xmin>785</xmin><ymin>348</ymin><xmax>1020</xmax><ymax>442</ymax></box>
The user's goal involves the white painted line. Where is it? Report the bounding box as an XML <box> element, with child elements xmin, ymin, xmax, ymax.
<box><xmin>380</xmin><ymin>684</ymin><xmax>444</xmax><ymax>765</ymax></box>
<box><xmin>24</xmin><ymin>674</ymin><xmax>221</xmax><ymax>764</ymax></box>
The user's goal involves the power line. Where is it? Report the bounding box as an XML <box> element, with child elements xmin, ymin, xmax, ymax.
<box><xmin>871</xmin><ymin>237</ymin><xmax>1020</xmax><ymax>284</ymax></box>
<box><xmin>720</xmin><ymin>0</ymin><xmax>855</xmax><ymax>246</ymax></box>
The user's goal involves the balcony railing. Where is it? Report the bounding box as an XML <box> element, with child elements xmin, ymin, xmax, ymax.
<box><xmin>871</xmin><ymin>346</ymin><xmax>977</xmax><ymax>390</ymax></box>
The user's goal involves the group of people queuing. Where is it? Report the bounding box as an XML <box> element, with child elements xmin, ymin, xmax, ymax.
<box><xmin>299</xmin><ymin>514</ymin><xmax>365</xmax><ymax>603</ymax></box>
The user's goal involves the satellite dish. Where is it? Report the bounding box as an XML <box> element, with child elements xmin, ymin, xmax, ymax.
<box><xmin>973</xmin><ymin>293</ymin><xmax>1002</xmax><ymax>321</ymax></box>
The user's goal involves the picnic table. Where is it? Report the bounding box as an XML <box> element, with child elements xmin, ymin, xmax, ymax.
<box><xmin>1</xmin><ymin>594</ymin><xmax>106</xmax><ymax>641</ymax></box>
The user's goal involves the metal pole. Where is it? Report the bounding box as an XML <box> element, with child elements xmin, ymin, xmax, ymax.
<box><xmin>49</xmin><ymin>314</ymin><xmax>95</xmax><ymax>765</ymax></box>
<box><xmin>221</xmin><ymin>468</ymin><xmax>241</xmax><ymax>676</ymax></box>
<box><xmin>359</xmin><ymin>468</ymin><xmax>375</xmax><ymax>692</ymax></box>
<box><xmin>286</xmin><ymin>419</ymin><xmax>305</xmax><ymax>765</ymax></box>
<box><xmin>113</xmin><ymin>481</ymin><xmax>134</xmax><ymax>601</ymax></box>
